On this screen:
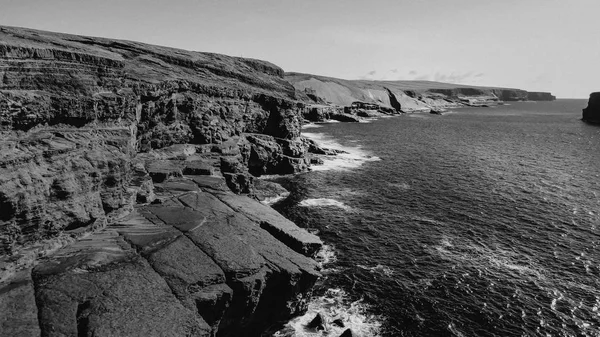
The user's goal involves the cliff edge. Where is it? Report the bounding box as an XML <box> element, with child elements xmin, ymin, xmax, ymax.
<box><xmin>582</xmin><ymin>92</ymin><xmax>600</xmax><ymax>124</ymax></box>
<box><xmin>0</xmin><ymin>26</ymin><xmax>323</xmax><ymax>337</ymax></box>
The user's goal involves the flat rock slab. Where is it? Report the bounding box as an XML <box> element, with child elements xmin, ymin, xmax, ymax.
<box><xmin>32</xmin><ymin>229</ymin><xmax>211</xmax><ymax>336</ymax></box>
<box><xmin>0</xmin><ymin>269</ymin><xmax>41</xmax><ymax>337</ymax></box>
<box><xmin>188</xmin><ymin>175</ymin><xmax>229</xmax><ymax>192</ymax></box>
<box><xmin>115</xmin><ymin>211</ymin><xmax>231</xmax><ymax>333</ymax></box>
<box><xmin>213</xmin><ymin>191</ymin><xmax>322</xmax><ymax>256</ymax></box>
<box><xmin>152</xmin><ymin>178</ymin><xmax>201</xmax><ymax>201</ymax></box>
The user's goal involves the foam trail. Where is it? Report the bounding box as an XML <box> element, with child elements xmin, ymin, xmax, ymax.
<box><xmin>302</xmin><ymin>123</ymin><xmax>323</xmax><ymax>129</ymax></box>
<box><xmin>261</xmin><ymin>192</ymin><xmax>290</xmax><ymax>206</ymax></box>
<box><xmin>303</xmin><ymin>132</ymin><xmax>380</xmax><ymax>171</ymax></box>
<box><xmin>299</xmin><ymin>198</ymin><xmax>352</xmax><ymax>211</ymax></box>
<box><xmin>273</xmin><ymin>288</ymin><xmax>383</xmax><ymax>337</ymax></box>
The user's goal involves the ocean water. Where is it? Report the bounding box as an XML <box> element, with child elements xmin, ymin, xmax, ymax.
<box><xmin>272</xmin><ymin>100</ymin><xmax>600</xmax><ymax>337</ymax></box>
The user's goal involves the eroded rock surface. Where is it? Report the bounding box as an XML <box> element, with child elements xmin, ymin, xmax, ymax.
<box><xmin>0</xmin><ymin>26</ymin><xmax>323</xmax><ymax>337</ymax></box>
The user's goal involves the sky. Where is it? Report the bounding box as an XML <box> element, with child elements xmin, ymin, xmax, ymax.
<box><xmin>1</xmin><ymin>0</ymin><xmax>598</xmax><ymax>98</ymax></box>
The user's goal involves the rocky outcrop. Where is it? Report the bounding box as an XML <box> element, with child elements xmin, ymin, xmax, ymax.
<box><xmin>582</xmin><ymin>92</ymin><xmax>600</xmax><ymax>124</ymax></box>
<box><xmin>285</xmin><ymin>72</ymin><xmax>556</xmax><ymax>114</ymax></box>
<box><xmin>0</xmin><ymin>26</ymin><xmax>323</xmax><ymax>337</ymax></box>
<box><xmin>27</xmin><ymin>175</ymin><xmax>319</xmax><ymax>337</ymax></box>
<box><xmin>0</xmin><ymin>26</ymin><xmax>319</xmax><ymax>251</ymax></box>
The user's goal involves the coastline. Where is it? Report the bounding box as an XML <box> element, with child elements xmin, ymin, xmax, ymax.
<box><xmin>0</xmin><ymin>25</ymin><xmax>566</xmax><ymax>337</ymax></box>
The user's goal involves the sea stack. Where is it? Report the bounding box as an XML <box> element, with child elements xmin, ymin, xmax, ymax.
<box><xmin>582</xmin><ymin>92</ymin><xmax>600</xmax><ymax>124</ymax></box>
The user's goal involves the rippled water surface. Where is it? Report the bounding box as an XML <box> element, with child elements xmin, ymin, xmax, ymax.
<box><xmin>274</xmin><ymin>100</ymin><xmax>600</xmax><ymax>336</ymax></box>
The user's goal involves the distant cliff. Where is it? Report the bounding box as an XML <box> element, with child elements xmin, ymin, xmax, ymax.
<box><xmin>286</xmin><ymin>72</ymin><xmax>556</xmax><ymax>114</ymax></box>
<box><xmin>582</xmin><ymin>92</ymin><xmax>600</xmax><ymax>124</ymax></box>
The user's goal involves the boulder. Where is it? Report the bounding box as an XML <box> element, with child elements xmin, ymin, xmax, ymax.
<box><xmin>332</xmin><ymin>318</ymin><xmax>345</xmax><ymax>327</ymax></box>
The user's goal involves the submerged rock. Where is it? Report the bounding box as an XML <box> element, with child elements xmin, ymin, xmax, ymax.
<box><xmin>339</xmin><ymin>328</ymin><xmax>355</xmax><ymax>337</ymax></box>
<box><xmin>332</xmin><ymin>318</ymin><xmax>346</xmax><ymax>327</ymax></box>
<box><xmin>307</xmin><ymin>313</ymin><xmax>326</xmax><ymax>331</ymax></box>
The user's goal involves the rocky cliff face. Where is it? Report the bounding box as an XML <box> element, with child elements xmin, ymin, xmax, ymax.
<box><xmin>286</xmin><ymin>72</ymin><xmax>556</xmax><ymax>115</ymax></box>
<box><xmin>582</xmin><ymin>92</ymin><xmax>600</xmax><ymax>124</ymax></box>
<box><xmin>0</xmin><ymin>26</ymin><xmax>316</xmax><ymax>249</ymax></box>
<box><xmin>0</xmin><ymin>26</ymin><xmax>323</xmax><ymax>337</ymax></box>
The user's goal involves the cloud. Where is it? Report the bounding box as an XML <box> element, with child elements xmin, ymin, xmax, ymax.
<box><xmin>414</xmin><ymin>75</ymin><xmax>430</xmax><ymax>81</ymax></box>
<box><xmin>391</xmin><ymin>69</ymin><xmax>399</xmax><ymax>73</ymax></box>
<box><xmin>433</xmin><ymin>71</ymin><xmax>475</xmax><ymax>83</ymax></box>
<box><xmin>408</xmin><ymin>70</ymin><xmax>418</xmax><ymax>76</ymax></box>
<box><xmin>359</xmin><ymin>70</ymin><xmax>378</xmax><ymax>80</ymax></box>
<box><xmin>475</xmin><ymin>72</ymin><xmax>485</xmax><ymax>78</ymax></box>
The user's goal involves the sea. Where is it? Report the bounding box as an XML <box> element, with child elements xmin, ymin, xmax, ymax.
<box><xmin>270</xmin><ymin>100</ymin><xmax>600</xmax><ymax>337</ymax></box>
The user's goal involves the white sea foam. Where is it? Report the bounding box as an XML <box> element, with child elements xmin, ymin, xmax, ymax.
<box><xmin>357</xmin><ymin>264</ymin><xmax>395</xmax><ymax>277</ymax></box>
<box><xmin>261</xmin><ymin>192</ymin><xmax>290</xmax><ymax>206</ymax></box>
<box><xmin>429</xmin><ymin>235</ymin><xmax>546</xmax><ymax>280</ymax></box>
<box><xmin>315</xmin><ymin>244</ymin><xmax>337</xmax><ymax>267</ymax></box>
<box><xmin>303</xmin><ymin>132</ymin><xmax>380</xmax><ymax>171</ymax></box>
<box><xmin>299</xmin><ymin>198</ymin><xmax>352</xmax><ymax>211</ymax></box>
<box><xmin>273</xmin><ymin>288</ymin><xmax>383</xmax><ymax>337</ymax></box>
<box><xmin>302</xmin><ymin>123</ymin><xmax>323</xmax><ymax>129</ymax></box>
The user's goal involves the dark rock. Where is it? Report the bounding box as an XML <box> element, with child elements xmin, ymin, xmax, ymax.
<box><xmin>339</xmin><ymin>328</ymin><xmax>354</xmax><ymax>337</ymax></box>
<box><xmin>252</xmin><ymin>179</ymin><xmax>289</xmax><ymax>204</ymax></box>
<box><xmin>583</xmin><ymin>92</ymin><xmax>600</xmax><ymax>124</ymax></box>
<box><xmin>223</xmin><ymin>172</ymin><xmax>254</xmax><ymax>194</ymax></box>
<box><xmin>332</xmin><ymin>318</ymin><xmax>345</xmax><ymax>327</ymax></box>
<box><xmin>310</xmin><ymin>156</ymin><xmax>325</xmax><ymax>165</ymax></box>
<box><xmin>330</xmin><ymin>113</ymin><xmax>361</xmax><ymax>123</ymax></box>
<box><xmin>183</xmin><ymin>160</ymin><xmax>215</xmax><ymax>175</ymax></box>
<box><xmin>307</xmin><ymin>313</ymin><xmax>325</xmax><ymax>330</ymax></box>
<box><xmin>220</xmin><ymin>156</ymin><xmax>246</xmax><ymax>174</ymax></box>
<box><xmin>146</xmin><ymin>160</ymin><xmax>184</xmax><ymax>183</ymax></box>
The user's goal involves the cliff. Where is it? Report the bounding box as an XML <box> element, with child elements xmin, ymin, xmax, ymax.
<box><xmin>286</xmin><ymin>72</ymin><xmax>556</xmax><ymax>116</ymax></box>
<box><xmin>582</xmin><ymin>92</ymin><xmax>600</xmax><ymax>124</ymax></box>
<box><xmin>0</xmin><ymin>26</ymin><xmax>323</xmax><ymax>337</ymax></box>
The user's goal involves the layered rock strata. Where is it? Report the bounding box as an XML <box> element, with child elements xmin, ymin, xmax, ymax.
<box><xmin>0</xmin><ymin>26</ymin><xmax>322</xmax><ymax>336</ymax></box>
<box><xmin>286</xmin><ymin>72</ymin><xmax>556</xmax><ymax>117</ymax></box>
<box><xmin>0</xmin><ymin>25</ymin><xmax>318</xmax><ymax>252</ymax></box>
<box><xmin>582</xmin><ymin>92</ymin><xmax>600</xmax><ymax>124</ymax></box>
